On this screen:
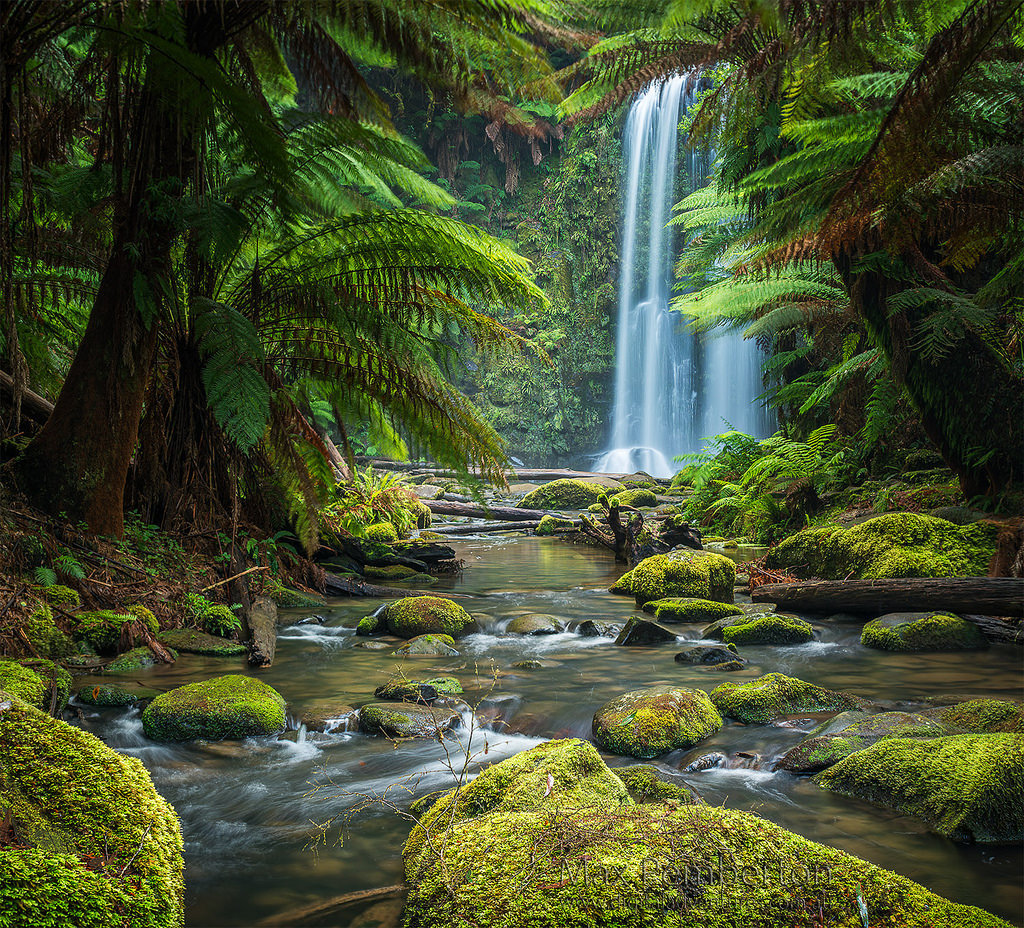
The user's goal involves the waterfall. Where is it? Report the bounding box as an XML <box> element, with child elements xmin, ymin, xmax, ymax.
<box><xmin>595</xmin><ymin>74</ymin><xmax>771</xmax><ymax>478</ymax></box>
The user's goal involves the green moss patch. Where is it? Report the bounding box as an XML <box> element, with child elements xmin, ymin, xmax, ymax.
<box><xmin>0</xmin><ymin>661</ymin><xmax>47</xmax><ymax>709</ymax></box>
<box><xmin>142</xmin><ymin>675</ymin><xmax>286</xmax><ymax>742</ymax></box>
<box><xmin>592</xmin><ymin>685</ymin><xmax>722</xmax><ymax>758</ymax></box>
<box><xmin>721</xmin><ymin>615</ymin><xmax>814</xmax><ymax>646</ymax></box>
<box><xmin>520</xmin><ymin>479</ymin><xmax>610</xmax><ymax>511</ymax></box>
<box><xmin>609</xmin><ymin>488</ymin><xmax>658</xmax><ymax>508</ymax></box>
<box><xmin>75</xmin><ymin>609</ymin><xmax>158</xmax><ymax>654</ymax></box>
<box><xmin>266</xmin><ymin>584</ymin><xmax>325</xmax><ymax>609</ymax></box>
<box><xmin>381</xmin><ymin>595</ymin><xmax>476</xmax><ymax>639</ymax></box>
<box><xmin>645</xmin><ymin>598</ymin><xmax>744</xmax><ymax>623</ymax></box>
<box><xmin>157</xmin><ymin>628</ymin><xmax>247</xmax><ymax>656</ymax></box>
<box><xmin>710</xmin><ymin>673</ymin><xmax>864</xmax><ymax>724</ymax></box>
<box><xmin>923</xmin><ymin>699</ymin><xmax>1024</xmax><ymax>734</ymax></box>
<box><xmin>817</xmin><ymin>734</ymin><xmax>1024</xmax><ymax>843</ymax></box>
<box><xmin>23</xmin><ymin>606</ymin><xmax>74</xmax><ymax>659</ymax></box>
<box><xmin>104</xmin><ymin>646</ymin><xmax>178</xmax><ymax>674</ymax></box>
<box><xmin>536</xmin><ymin>515</ymin><xmax>575</xmax><ymax>535</ymax></box>
<box><xmin>392</xmin><ymin>634</ymin><xmax>460</xmax><ymax>657</ymax></box>
<box><xmin>861</xmin><ymin>612</ymin><xmax>988</xmax><ymax>652</ymax></box>
<box><xmin>373</xmin><ymin>676</ymin><xmax>463</xmax><ymax>703</ymax></box>
<box><xmin>765</xmin><ymin>513</ymin><xmax>1000</xmax><ymax>579</ymax></box>
<box><xmin>0</xmin><ymin>696</ymin><xmax>184</xmax><ymax>928</ymax></box>
<box><xmin>613</xmin><ymin>549</ymin><xmax>736</xmax><ymax>607</ymax></box>
<box><xmin>357</xmin><ymin>702</ymin><xmax>461</xmax><ymax>739</ymax></box>
<box><xmin>612</xmin><ymin>765</ymin><xmax>700</xmax><ymax>805</ymax></box>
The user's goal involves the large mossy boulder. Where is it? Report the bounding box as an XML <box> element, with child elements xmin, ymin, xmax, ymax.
<box><xmin>0</xmin><ymin>695</ymin><xmax>184</xmax><ymax>928</ymax></box>
<box><xmin>358</xmin><ymin>702</ymin><xmax>461</xmax><ymax>739</ymax></box>
<box><xmin>644</xmin><ymin>598</ymin><xmax>744</xmax><ymax>623</ymax></box>
<box><xmin>142</xmin><ymin>674</ymin><xmax>286</xmax><ymax>742</ymax></box>
<box><xmin>401</xmin><ymin>739</ymin><xmax>1009</xmax><ymax>928</ymax></box>
<box><xmin>922</xmin><ymin>699</ymin><xmax>1024</xmax><ymax>733</ymax></box>
<box><xmin>519</xmin><ymin>479</ymin><xmax>611</xmax><ymax>511</ymax></box>
<box><xmin>592</xmin><ymin>685</ymin><xmax>722</xmax><ymax>758</ymax></box>
<box><xmin>373</xmin><ymin>676</ymin><xmax>462</xmax><ymax>703</ymax></box>
<box><xmin>861</xmin><ymin>612</ymin><xmax>988</xmax><ymax>651</ymax></box>
<box><xmin>157</xmin><ymin>628</ymin><xmax>246</xmax><ymax>656</ymax></box>
<box><xmin>104</xmin><ymin>646</ymin><xmax>178</xmax><ymax>674</ymax></box>
<box><xmin>612</xmin><ymin>549</ymin><xmax>736</xmax><ymax>607</ymax></box>
<box><xmin>710</xmin><ymin>673</ymin><xmax>864</xmax><ymax>724</ymax></box>
<box><xmin>0</xmin><ymin>660</ymin><xmax>71</xmax><ymax>712</ymax></box>
<box><xmin>609</xmin><ymin>488</ymin><xmax>658</xmax><ymax>508</ymax></box>
<box><xmin>379</xmin><ymin>595</ymin><xmax>476</xmax><ymax>639</ymax></box>
<box><xmin>535</xmin><ymin>515</ymin><xmax>574</xmax><ymax>536</ymax></box>
<box><xmin>765</xmin><ymin>512</ymin><xmax>1000</xmax><ymax>579</ymax></box>
<box><xmin>817</xmin><ymin>734</ymin><xmax>1024</xmax><ymax>843</ymax></box>
<box><xmin>720</xmin><ymin>614</ymin><xmax>814</xmax><ymax>646</ymax></box>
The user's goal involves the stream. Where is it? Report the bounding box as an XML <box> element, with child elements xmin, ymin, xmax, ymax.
<box><xmin>72</xmin><ymin>534</ymin><xmax>1024</xmax><ymax>926</ymax></box>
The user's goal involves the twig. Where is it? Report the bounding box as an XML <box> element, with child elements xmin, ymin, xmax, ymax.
<box><xmin>201</xmin><ymin>565</ymin><xmax>268</xmax><ymax>592</ymax></box>
<box><xmin>117</xmin><ymin>822</ymin><xmax>153</xmax><ymax>878</ymax></box>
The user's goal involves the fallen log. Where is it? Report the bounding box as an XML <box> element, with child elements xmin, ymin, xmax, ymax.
<box><xmin>247</xmin><ymin>597</ymin><xmax>278</xmax><ymax>668</ymax></box>
<box><xmin>353</xmin><ymin>456</ymin><xmax>672</xmax><ymax>485</ymax></box>
<box><xmin>426</xmin><ymin>500</ymin><xmax>551</xmax><ymax>521</ymax></box>
<box><xmin>752</xmin><ymin>578</ymin><xmax>1024</xmax><ymax>619</ymax></box>
<box><xmin>255</xmin><ymin>884</ymin><xmax>405</xmax><ymax>927</ymax></box>
<box><xmin>322</xmin><ymin>572</ymin><xmax>471</xmax><ymax>601</ymax></box>
<box><xmin>433</xmin><ymin>520</ymin><xmax>545</xmax><ymax>535</ymax></box>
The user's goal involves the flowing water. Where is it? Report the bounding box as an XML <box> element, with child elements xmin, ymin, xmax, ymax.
<box><xmin>73</xmin><ymin>535</ymin><xmax>1023</xmax><ymax>926</ymax></box>
<box><xmin>596</xmin><ymin>76</ymin><xmax>771</xmax><ymax>478</ymax></box>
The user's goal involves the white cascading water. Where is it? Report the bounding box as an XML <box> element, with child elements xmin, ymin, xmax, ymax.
<box><xmin>596</xmin><ymin>74</ymin><xmax>770</xmax><ymax>478</ymax></box>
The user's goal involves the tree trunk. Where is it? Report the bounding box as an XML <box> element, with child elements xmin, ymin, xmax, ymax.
<box><xmin>426</xmin><ymin>500</ymin><xmax>553</xmax><ymax>521</ymax></box>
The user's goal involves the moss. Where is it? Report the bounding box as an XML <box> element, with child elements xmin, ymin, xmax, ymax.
<box><xmin>592</xmin><ymin>686</ymin><xmax>723</xmax><ymax>758</ymax></box>
<box><xmin>142</xmin><ymin>675</ymin><xmax>286</xmax><ymax>742</ymax></box>
<box><xmin>536</xmin><ymin>515</ymin><xmax>574</xmax><ymax>535</ymax></box>
<box><xmin>365</xmin><ymin>564</ymin><xmax>426</xmax><ymax>580</ymax></box>
<box><xmin>374</xmin><ymin>676</ymin><xmax>463</xmax><ymax>703</ymax></box>
<box><xmin>645</xmin><ymin>599</ymin><xmax>744</xmax><ymax>623</ymax></box>
<box><xmin>924</xmin><ymin>699</ymin><xmax>1024</xmax><ymax>734</ymax></box>
<box><xmin>157</xmin><ymin>628</ymin><xmax>247</xmax><ymax>656</ymax></box>
<box><xmin>126</xmin><ymin>604</ymin><xmax>158</xmax><ymax>629</ymax></box>
<box><xmin>817</xmin><ymin>734</ymin><xmax>1024</xmax><ymax>843</ymax></box>
<box><xmin>357</xmin><ymin>702</ymin><xmax>461</xmax><ymax>739</ymax></box>
<box><xmin>201</xmin><ymin>604</ymin><xmax>242</xmax><ymax>638</ymax></box>
<box><xmin>401</xmin><ymin>741</ymin><xmax>1009</xmax><ymax>928</ymax></box>
<box><xmin>0</xmin><ymin>661</ymin><xmax>47</xmax><ymax>709</ymax></box>
<box><xmin>364</xmin><ymin>521</ymin><xmax>399</xmax><ymax>544</ymax></box>
<box><xmin>23</xmin><ymin>605</ymin><xmax>74</xmax><ymax>659</ymax></box>
<box><xmin>519</xmin><ymin>479</ymin><xmax>609</xmax><ymax>511</ymax></box>
<box><xmin>37</xmin><ymin>584</ymin><xmax>81</xmax><ymax>610</ymax></box>
<box><xmin>721</xmin><ymin>615</ymin><xmax>815</xmax><ymax>646</ymax></box>
<box><xmin>418</xmin><ymin>531</ymin><xmax>446</xmax><ymax>541</ymax></box>
<box><xmin>266</xmin><ymin>584</ymin><xmax>325</xmax><ymax>609</ymax></box>
<box><xmin>382</xmin><ymin>595</ymin><xmax>476</xmax><ymax>639</ymax></box>
<box><xmin>612</xmin><ymin>765</ymin><xmax>699</xmax><ymax>804</ymax></box>
<box><xmin>766</xmin><ymin>513</ymin><xmax>1000</xmax><ymax>579</ymax></box>
<box><xmin>0</xmin><ymin>696</ymin><xmax>184</xmax><ymax>928</ymax></box>
<box><xmin>104</xmin><ymin>646</ymin><xmax>178</xmax><ymax>674</ymax></box>
<box><xmin>861</xmin><ymin>612</ymin><xmax>988</xmax><ymax>652</ymax></box>
<box><xmin>710</xmin><ymin>674</ymin><xmax>864</xmax><ymax>724</ymax></box>
<box><xmin>609</xmin><ymin>488</ymin><xmax>658</xmax><ymax>508</ymax></box>
<box><xmin>75</xmin><ymin>609</ymin><xmax>157</xmax><ymax>654</ymax></box>
<box><xmin>77</xmin><ymin>684</ymin><xmax>162</xmax><ymax>708</ymax></box>
<box><xmin>512</xmin><ymin>660</ymin><xmax>544</xmax><ymax>670</ymax></box>
<box><xmin>355</xmin><ymin>612</ymin><xmax>384</xmax><ymax>635</ymax></box>
<box><xmin>392</xmin><ymin>634</ymin><xmax>460</xmax><ymax>657</ymax></box>
<box><xmin>613</xmin><ymin>550</ymin><xmax>736</xmax><ymax>607</ymax></box>
<box><xmin>14</xmin><ymin>660</ymin><xmax>72</xmax><ymax>712</ymax></box>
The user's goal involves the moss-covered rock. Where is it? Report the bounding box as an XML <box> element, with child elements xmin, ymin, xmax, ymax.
<box><xmin>861</xmin><ymin>612</ymin><xmax>988</xmax><ymax>652</ymax></box>
<box><xmin>364</xmin><ymin>521</ymin><xmax>399</xmax><ymax>544</ymax></box>
<box><xmin>365</xmin><ymin>564</ymin><xmax>423</xmax><ymax>581</ymax></box>
<box><xmin>592</xmin><ymin>686</ymin><xmax>722</xmax><ymax>758</ymax></box>
<box><xmin>612</xmin><ymin>765</ymin><xmax>700</xmax><ymax>805</ymax></box>
<box><xmin>381</xmin><ymin>595</ymin><xmax>476</xmax><ymax>639</ymax></box>
<box><xmin>721</xmin><ymin>614</ymin><xmax>815</xmax><ymax>646</ymax></box>
<box><xmin>776</xmin><ymin>711</ymin><xmax>945</xmax><ymax>773</ymax></box>
<box><xmin>710</xmin><ymin>673</ymin><xmax>864</xmax><ymax>724</ymax></box>
<box><xmin>142</xmin><ymin>675</ymin><xmax>286</xmax><ymax>742</ymax></box>
<box><xmin>922</xmin><ymin>699</ymin><xmax>1024</xmax><ymax>734</ymax></box>
<box><xmin>519</xmin><ymin>479</ymin><xmax>610</xmax><ymax>511</ymax></box>
<box><xmin>401</xmin><ymin>739</ymin><xmax>1009</xmax><ymax>928</ymax></box>
<box><xmin>644</xmin><ymin>598</ymin><xmax>744</xmax><ymax>623</ymax></box>
<box><xmin>37</xmin><ymin>583</ymin><xmax>81</xmax><ymax>610</ymax></box>
<box><xmin>104</xmin><ymin>646</ymin><xmax>178</xmax><ymax>674</ymax></box>
<box><xmin>765</xmin><ymin>513</ymin><xmax>1000</xmax><ymax>579</ymax></box>
<box><xmin>358</xmin><ymin>702</ymin><xmax>461</xmax><ymax>739</ymax></box>
<box><xmin>296</xmin><ymin>702</ymin><xmax>355</xmax><ymax>733</ymax></box>
<box><xmin>157</xmin><ymin>628</ymin><xmax>247</xmax><ymax>656</ymax></box>
<box><xmin>612</xmin><ymin>549</ymin><xmax>736</xmax><ymax>607</ymax></box>
<box><xmin>506</xmin><ymin>614</ymin><xmax>564</xmax><ymax>635</ymax></box>
<box><xmin>0</xmin><ymin>661</ymin><xmax>47</xmax><ymax>709</ymax></box>
<box><xmin>609</xmin><ymin>488</ymin><xmax>658</xmax><ymax>508</ymax></box>
<box><xmin>16</xmin><ymin>659</ymin><xmax>71</xmax><ymax>712</ymax></box>
<box><xmin>23</xmin><ymin>605</ymin><xmax>74</xmax><ymax>659</ymax></box>
<box><xmin>75</xmin><ymin>609</ymin><xmax>159</xmax><ymax>654</ymax></box>
<box><xmin>392</xmin><ymin>634</ymin><xmax>460</xmax><ymax>657</ymax></box>
<box><xmin>614</xmin><ymin>616</ymin><xmax>678</xmax><ymax>646</ymax></box>
<box><xmin>200</xmin><ymin>604</ymin><xmax>241</xmax><ymax>638</ymax></box>
<box><xmin>536</xmin><ymin>514</ymin><xmax>575</xmax><ymax>535</ymax></box>
<box><xmin>0</xmin><ymin>696</ymin><xmax>184</xmax><ymax>928</ymax></box>
<box><xmin>266</xmin><ymin>584</ymin><xmax>325</xmax><ymax>609</ymax></box>
<box><xmin>817</xmin><ymin>734</ymin><xmax>1024</xmax><ymax>843</ymax></box>
<box><xmin>77</xmin><ymin>684</ymin><xmax>162</xmax><ymax>708</ymax></box>
<box><xmin>674</xmin><ymin>645</ymin><xmax>741</xmax><ymax>666</ymax></box>
<box><xmin>373</xmin><ymin>676</ymin><xmax>463</xmax><ymax>703</ymax></box>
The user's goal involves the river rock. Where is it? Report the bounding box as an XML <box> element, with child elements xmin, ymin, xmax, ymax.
<box><xmin>296</xmin><ymin>702</ymin><xmax>355</xmax><ymax>732</ymax></box>
<box><xmin>775</xmin><ymin>711</ymin><xmax>945</xmax><ymax>773</ymax></box>
<box><xmin>377</xmin><ymin>596</ymin><xmax>477</xmax><ymax>639</ymax></box>
<box><xmin>710</xmin><ymin>673</ymin><xmax>864</xmax><ymax>724</ymax></box>
<box><xmin>612</xmin><ymin>549</ymin><xmax>736</xmax><ymax>606</ymax></box>
<box><xmin>506</xmin><ymin>614</ymin><xmax>564</xmax><ymax>635</ymax></box>
<box><xmin>592</xmin><ymin>685</ymin><xmax>722</xmax><ymax>758</ymax></box>
<box><xmin>519</xmin><ymin>479</ymin><xmax>611</xmax><ymax>510</ymax></box>
<box><xmin>674</xmin><ymin>644</ymin><xmax>741</xmax><ymax>666</ymax></box>
<box><xmin>400</xmin><ymin>738</ymin><xmax>1010</xmax><ymax>928</ymax></box>
<box><xmin>861</xmin><ymin>612</ymin><xmax>988</xmax><ymax>651</ymax></box>
<box><xmin>142</xmin><ymin>674</ymin><xmax>286</xmax><ymax>741</ymax></box>
<box><xmin>643</xmin><ymin>598</ymin><xmax>744</xmax><ymax>623</ymax></box>
<box><xmin>817</xmin><ymin>733</ymin><xmax>1024</xmax><ymax>843</ymax></box>
<box><xmin>719</xmin><ymin>614</ymin><xmax>815</xmax><ymax>646</ymax></box>
<box><xmin>352</xmin><ymin>639</ymin><xmax>393</xmax><ymax>650</ymax></box>
<box><xmin>764</xmin><ymin>512</ymin><xmax>1000</xmax><ymax>579</ymax></box>
<box><xmin>574</xmin><ymin>620</ymin><xmax>621</xmax><ymax>638</ymax></box>
<box><xmin>104</xmin><ymin>645</ymin><xmax>179</xmax><ymax>673</ymax></box>
<box><xmin>76</xmin><ymin>683</ymin><xmax>162</xmax><ymax>708</ymax></box>
<box><xmin>0</xmin><ymin>695</ymin><xmax>184</xmax><ymax>927</ymax></box>
<box><xmin>374</xmin><ymin>676</ymin><xmax>462</xmax><ymax>703</ymax></box>
<box><xmin>613</xmin><ymin>616</ymin><xmax>678</xmax><ymax>646</ymax></box>
<box><xmin>358</xmin><ymin>702</ymin><xmax>461</xmax><ymax>739</ymax></box>
<box><xmin>921</xmin><ymin>699</ymin><xmax>1024</xmax><ymax>733</ymax></box>
<box><xmin>157</xmin><ymin>628</ymin><xmax>247</xmax><ymax>656</ymax></box>
<box><xmin>392</xmin><ymin>634</ymin><xmax>460</xmax><ymax>657</ymax></box>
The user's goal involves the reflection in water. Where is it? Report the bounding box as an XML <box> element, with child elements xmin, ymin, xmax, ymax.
<box><xmin>71</xmin><ymin>536</ymin><xmax>1023</xmax><ymax>926</ymax></box>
